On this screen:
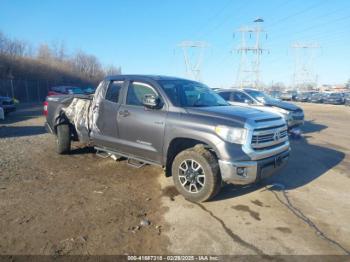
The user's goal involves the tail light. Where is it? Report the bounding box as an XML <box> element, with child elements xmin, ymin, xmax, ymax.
<box><xmin>43</xmin><ymin>101</ymin><xmax>48</xmax><ymax>116</ymax></box>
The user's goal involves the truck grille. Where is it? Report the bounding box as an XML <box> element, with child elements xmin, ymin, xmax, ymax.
<box><xmin>292</xmin><ymin>115</ymin><xmax>304</xmax><ymax>120</ymax></box>
<box><xmin>251</xmin><ymin>125</ymin><xmax>288</xmax><ymax>150</ymax></box>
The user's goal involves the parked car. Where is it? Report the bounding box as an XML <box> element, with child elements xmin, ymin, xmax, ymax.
<box><xmin>48</xmin><ymin>86</ymin><xmax>85</xmax><ymax>96</ymax></box>
<box><xmin>309</xmin><ymin>93</ymin><xmax>327</xmax><ymax>103</ymax></box>
<box><xmin>0</xmin><ymin>106</ymin><xmax>4</xmax><ymax>120</ymax></box>
<box><xmin>269</xmin><ymin>91</ymin><xmax>282</xmax><ymax>99</ymax></box>
<box><xmin>344</xmin><ymin>93</ymin><xmax>350</xmax><ymax>106</ymax></box>
<box><xmin>0</xmin><ymin>96</ymin><xmax>16</xmax><ymax>115</ymax></box>
<box><xmin>216</xmin><ymin>88</ymin><xmax>304</xmax><ymax>130</ymax></box>
<box><xmin>280</xmin><ymin>90</ymin><xmax>297</xmax><ymax>101</ymax></box>
<box><xmin>44</xmin><ymin>75</ymin><xmax>290</xmax><ymax>202</ymax></box>
<box><xmin>83</xmin><ymin>86</ymin><xmax>96</xmax><ymax>94</ymax></box>
<box><xmin>324</xmin><ymin>93</ymin><xmax>345</xmax><ymax>105</ymax></box>
<box><xmin>295</xmin><ymin>92</ymin><xmax>311</xmax><ymax>102</ymax></box>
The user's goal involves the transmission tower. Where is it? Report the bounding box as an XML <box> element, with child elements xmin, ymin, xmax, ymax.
<box><xmin>291</xmin><ymin>42</ymin><xmax>320</xmax><ymax>91</ymax></box>
<box><xmin>235</xmin><ymin>18</ymin><xmax>268</xmax><ymax>89</ymax></box>
<box><xmin>178</xmin><ymin>41</ymin><xmax>209</xmax><ymax>81</ymax></box>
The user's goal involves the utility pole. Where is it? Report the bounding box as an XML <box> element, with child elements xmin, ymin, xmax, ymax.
<box><xmin>291</xmin><ymin>42</ymin><xmax>320</xmax><ymax>91</ymax></box>
<box><xmin>178</xmin><ymin>41</ymin><xmax>209</xmax><ymax>81</ymax></box>
<box><xmin>235</xmin><ymin>18</ymin><xmax>268</xmax><ymax>89</ymax></box>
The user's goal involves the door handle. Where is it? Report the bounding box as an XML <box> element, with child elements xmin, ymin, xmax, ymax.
<box><xmin>119</xmin><ymin>110</ymin><xmax>130</xmax><ymax>117</ymax></box>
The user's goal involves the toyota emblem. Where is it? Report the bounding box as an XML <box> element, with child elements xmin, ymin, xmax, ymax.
<box><xmin>274</xmin><ymin>130</ymin><xmax>280</xmax><ymax>141</ymax></box>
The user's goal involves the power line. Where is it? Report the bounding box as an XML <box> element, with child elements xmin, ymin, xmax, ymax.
<box><xmin>266</xmin><ymin>13</ymin><xmax>350</xmax><ymax>49</ymax></box>
<box><xmin>265</xmin><ymin>1</ymin><xmax>326</xmax><ymax>29</ymax></box>
<box><xmin>190</xmin><ymin>0</ymin><xmax>235</xmax><ymax>39</ymax></box>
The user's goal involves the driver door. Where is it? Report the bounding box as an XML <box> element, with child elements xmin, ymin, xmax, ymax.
<box><xmin>117</xmin><ymin>81</ymin><xmax>167</xmax><ymax>163</ymax></box>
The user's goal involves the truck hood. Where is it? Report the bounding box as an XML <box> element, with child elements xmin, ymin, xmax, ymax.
<box><xmin>185</xmin><ymin>106</ymin><xmax>281</xmax><ymax>126</ymax></box>
<box><xmin>263</xmin><ymin>99</ymin><xmax>300</xmax><ymax>111</ymax></box>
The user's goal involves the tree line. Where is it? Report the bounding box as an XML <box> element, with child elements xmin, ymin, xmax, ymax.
<box><xmin>0</xmin><ymin>31</ymin><xmax>121</xmax><ymax>86</ymax></box>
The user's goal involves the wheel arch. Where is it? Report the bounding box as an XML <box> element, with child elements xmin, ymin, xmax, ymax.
<box><xmin>164</xmin><ymin>137</ymin><xmax>220</xmax><ymax>177</ymax></box>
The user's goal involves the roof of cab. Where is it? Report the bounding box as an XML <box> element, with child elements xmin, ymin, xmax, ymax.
<box><xmin>215</xmin><ymin>88</ymin><xmax>262</xmax><ymax>94</ymax></box>
<box><xmin>105</xmin><ymin>75</ymin><xmax>189</xmax><ymax>82</ymax></box>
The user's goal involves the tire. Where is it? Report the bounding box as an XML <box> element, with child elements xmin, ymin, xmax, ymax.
<box><xmin>56</xmin><ymin>124</ymin><xmax>71</xmax><ymax>154</ymax></box>
<box><xmin>172</xmin><ymin>145</ymin><xmax>221</xmax><ymax>203</ymax></box>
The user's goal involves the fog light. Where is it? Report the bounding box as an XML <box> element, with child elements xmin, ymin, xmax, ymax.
<box><xmin>236</xmin><ymin>167</ymin><xmax>246</xmax><ymax>177</ymax></box>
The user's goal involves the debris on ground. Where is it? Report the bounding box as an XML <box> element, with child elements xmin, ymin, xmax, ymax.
<box><xmin>140</xmin><ymin>218</ymin><xmax>151</xmax><ymax>227</ymax></box>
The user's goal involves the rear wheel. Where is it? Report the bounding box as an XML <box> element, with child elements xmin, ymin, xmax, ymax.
<box><xmin>56</xmin><ymin>124</ymin><xmax>71</xmax><ymax>154</ymax></box>
<box><xmin>172</xmin><ymin>145</ymin><xmax>221</xmax><ymax>203</ymax></box>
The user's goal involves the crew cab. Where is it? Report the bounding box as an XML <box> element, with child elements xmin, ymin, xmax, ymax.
<box><xmin>45</xmin><ymin>75</ymin><xmax>290</xmax><ymax>202</ymax></box>
<box><xmin>216</xmin><ymin>88</ymin><xmax>304</xmax><ymax>130</ymax></box>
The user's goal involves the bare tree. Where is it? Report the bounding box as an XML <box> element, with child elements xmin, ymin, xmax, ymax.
<box><xmin>37</xmin><ymin>44</ymin><xmax>52</xmax><ymax>60</ymax></box>
<box><xmin>104</xmin><ymin>65</ymin><xmax>121</xmax><ymax>76</ymax></box>
<box><xmin>73</xmin><ymin>50</ymin><xmax>103</xmax><ymax>80</ymax></box>
<box><xmin>51</xmin><ymin>40</ymin><xmax>66</xmax><ymax>61</ymax></box>
<box><xmin>0</xmin><ymin>30</ymin><xmax>122</xmax><ymax>95</ymax></box>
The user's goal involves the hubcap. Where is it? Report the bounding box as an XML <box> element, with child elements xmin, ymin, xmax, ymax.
<box><xmin>178</xmin><ymin>159</ymin><xmax>205</xmax><ymax>193</ymax></box>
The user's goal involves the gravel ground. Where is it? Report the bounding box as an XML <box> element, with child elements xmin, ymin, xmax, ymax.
<box><xmin>0</xmin><ymin>102</ymin><xmax>349</xmax><ymax>256</ymax></box>
<box><xmin>0</xmin><ymin>105</ymin><xmax>168</xmax><ymax>255</ymax></box>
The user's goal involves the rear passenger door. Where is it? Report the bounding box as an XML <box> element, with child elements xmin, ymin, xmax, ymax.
<box><xmin>116</xmin><ymin>81</ymin><xmax>167</xmax><ymax>163</ymax></box>
<box><xmin>93</xmin><ymin>80</ymin><xmax>124</xmax><ymax>148</ymax></box>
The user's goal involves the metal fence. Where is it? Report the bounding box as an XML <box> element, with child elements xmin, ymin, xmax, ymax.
<box><xmin>0</xmin><ymin>79</ymin><xmax>85</xmax><ymax>102</ymax></box>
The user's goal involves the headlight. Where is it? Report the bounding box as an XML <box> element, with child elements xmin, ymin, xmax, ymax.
<box><xmin>215</xmin><ymin>126</ymin><xmax>247</xmax><ymax>144</ymax></box>
<box><xmin>282</xmin><ymin>111</ymin><xmax>292</xmax><ymax>121</ymax></box>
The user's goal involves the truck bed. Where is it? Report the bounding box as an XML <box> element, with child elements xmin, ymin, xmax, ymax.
<box><xmin>46</xmin><ymin>94</ymin><xmax>93</xmax><ymax>143</ymax></box>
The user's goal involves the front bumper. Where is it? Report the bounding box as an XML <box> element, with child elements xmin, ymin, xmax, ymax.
<box><xmin>287</xmin><ymin>118</ymin><xmax>304</xmax><ymax>128</ymax></box>
<box><xmin>3</xmin><ymin>105</ymin><xmax>16</xmax><ymax>114</ymax></box>
<box><xmin>218</xmin><ymin>150</ymin><xmax>289</xmax><ymax>185</ymax></box>
<box><xmin>326</xmin><ymin>100</ymin><xmax>343</xmax><ymax>105</ymax></box>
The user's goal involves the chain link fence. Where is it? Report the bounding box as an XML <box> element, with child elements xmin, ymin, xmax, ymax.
<box><xmin>0</xmin><ymin>78</ymin><xmax>87</xmax><ymax>102</ymax></box>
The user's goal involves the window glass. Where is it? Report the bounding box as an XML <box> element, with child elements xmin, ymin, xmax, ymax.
<box><xmin>244</xmin><ymin>89</ymin><xmax>275</xmax><ymax>103</ymax></box>
<box><xmin>160</xmin><ymin>80</ymin><xmax>228</xmax><ymax>107</ymax></box>
<box><xmin>126</xmin><ymin>82</ymin><xmax>157</xmax><ymax>106</ymax></box>
<box><xmin>67</xmin><ymin>87</ymin><xmax>84</xmax><ymax>94</ymax></box>
<box><xmin>218</xmin><ymin>91</ymin><xmax>231</xmax><ymax>101</ymax></box>
<box><xmin>231</xmin><ymin>91</ymin><xmax>252</xmax><ymax>103</ymax></box>
<box><xmin>105</xmin><ymin>81</ymin><xmax>123</xmax><ymax>103</ymax></box>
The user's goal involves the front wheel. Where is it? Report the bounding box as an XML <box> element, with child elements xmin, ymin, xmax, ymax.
<box><xmin>172</xmin><ymin>145</ymin><xmax>221</xmax><ymax>203</ymax></box>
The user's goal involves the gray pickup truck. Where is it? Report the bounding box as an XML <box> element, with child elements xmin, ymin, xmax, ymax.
<box><xmin>45</xmin><ymin>75</ymin><xmax>290</xmax><ymax>202</ymax></box>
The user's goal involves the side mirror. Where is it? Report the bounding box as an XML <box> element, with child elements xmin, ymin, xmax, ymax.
<box><xmin>143</xmin><ymin>94</ymin><xmax>161</xmax><ymax>109</ymax></box>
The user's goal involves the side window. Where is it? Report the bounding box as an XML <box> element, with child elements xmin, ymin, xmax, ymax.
<box><xmin>232</xmin><ymin>91</ymin><xmax>252</xmax><ymax>103</ymax></box>
<box><xmin>105</xmin><ymin>81</ymin><xmax>123</xmax><ymax>103</ymax></box>
<box><xmin>218</xmin><ymin>91</ymin><xmax>231</xmax><ymax>101</ymax></box>
<box><xmin>126</xmin><ymin>82</ymin><xmax>157</xmax><ymax>106</ymax></box>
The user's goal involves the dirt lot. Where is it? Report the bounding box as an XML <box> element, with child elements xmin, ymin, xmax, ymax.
<box><xmin>0</xmin><ymin>103</ymin><xmax>349</xmax><ymax>256</ymax></box>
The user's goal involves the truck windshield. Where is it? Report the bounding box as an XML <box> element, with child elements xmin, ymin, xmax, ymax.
<box><xmin>244</xmin><ymin>89</ymin><xmax>274</xmax><ymax>103</ymax></box>
<box><xmin>159</xmin><ymin>80</ymin><xmax>229</xmax><ymax>107</ymax></box>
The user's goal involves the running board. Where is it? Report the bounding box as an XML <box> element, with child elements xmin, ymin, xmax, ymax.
<box><xmin>96</xmin><ymin>150</ymin><xmax>111</xmax><ymax>159</ymax></box>
<box><xmin>127</xmin><ymin>159</ymin><xmax>146</xmax><ymax>168</ymax></box>
<box><xmin>94</xmin><ymin>146</ymin><xmax>161</xmax><ymax>168</ymax></box>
